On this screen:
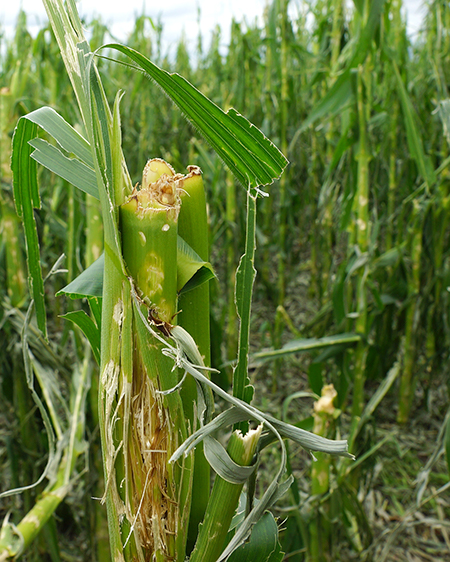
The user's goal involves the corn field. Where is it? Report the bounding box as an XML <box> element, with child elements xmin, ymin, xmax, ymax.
<box><xmin>1</xmin><ymin>0</ymin><xmax>450</xmax><ymax>561</ymax></box>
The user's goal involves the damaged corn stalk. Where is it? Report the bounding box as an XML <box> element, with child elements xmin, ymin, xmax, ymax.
<box><xmin>98</xmin><ymin>160</ymin><xmax>203</xmax><ymax>560</ymax></box>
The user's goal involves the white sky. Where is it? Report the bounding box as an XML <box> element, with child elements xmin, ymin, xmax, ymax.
<box><xmin>1</xmin><ymin>0</ymin><xmax>427</xmax><ymax>58</ymax></box>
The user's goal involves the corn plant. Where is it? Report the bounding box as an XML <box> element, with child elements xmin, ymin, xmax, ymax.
<box><xmin>4</xmin><ymin>0</ymin><xmax>353</xmax><ymax>560</ymax></box>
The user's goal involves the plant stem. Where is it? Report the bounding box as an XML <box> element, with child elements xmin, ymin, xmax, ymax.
<box><xmin>189</xmin><ymin>426</ymin><xmax>262</xmax><ymax>562</ymax></box>
<box><xmin>177</xmin><ymin>167</ymin><xmax>212</xmax><ymax>550</ymax></box>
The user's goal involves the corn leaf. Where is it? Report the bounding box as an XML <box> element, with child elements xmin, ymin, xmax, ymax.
<box><xmin>354</xmin><ymin>361</ymin><xmax>400</xmax><ymax>437</ymax></box>
<box><xmin>11</xmin><ymin>117</ymin><xmax>46</xmax><ymax>337</ymax></box>
<box><xmin>177</xmin><ymin>236</ymin><xmax>215</xmax><ymax>293</ymax></box>
<box><xmin>300</xmin><ymin>70</ymin><xmax>354</xmax><ymax>133</ymax></box>
<box><xmin>227</xmin><ymin>512</ymin><xmax>280</xmax><ymax>562</ymax></box>
<box><xmin>10</xmin><ymin>103</ymin><xmax>102</xmax><ymax>338</ymax></box>
<box><xmin>28</xmin><ymin>138</ymin><xmax>99</xmax><ymax>198</ymax></box>
<box><xmin>390</xmin><ymin>59</ymin><xmax>436</xmax><ymax>188</ymax></box>
<box><xmin>203</xmin><ymin>436</ymin><xmax>257</xmax><ymax>484</ymax></box>
<box><xmin>88</xmin><ymin>297</ymin><xmax>102</xmax><ymax>332</ymax></box>
<box><xmin>57</xmin><ymin>254</ymin><xmax>105</xmax><ymax>299</ymax></box>
<box><xmin>251</xmin><ymin>333</ymin><xmax>361</xmax><ymax>362</ymax></box>
<box><xmin>103</xmin><ymin>43</ymin><xmax>288</xmax><ymax>190</ymax></box>
<box><xmin>60</xmin><ymin>310</ymin><xmax>101</xmax><ymax>364</ymax></box>
<box><xmin>17</xmin><ymin>106</ymin><xmax>94</xmax><ymax>167</ymax></box>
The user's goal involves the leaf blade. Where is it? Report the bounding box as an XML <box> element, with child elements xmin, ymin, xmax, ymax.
<box><xmin>60</xmin><ymin>310</ymin><xmax>101</xmax><ymax>364</ymax></box>
<box><xmin>21</xmin><ymin>106</ymin><xmax>94</xmax><ymax>167</ymax></box>
<box><xmin>103</xmin><ymin>44</ymin><xmax>288</xmax><ymax>189</ymax></box>
<box><xmin>29</xmin><ymin>138</ymin><xmax>99</xmax><ymax>199</ymax></box>
<box><xmin>11</xmin><ymin>117</ymin><xmax>47</xmax><ymax>337</ymax></box>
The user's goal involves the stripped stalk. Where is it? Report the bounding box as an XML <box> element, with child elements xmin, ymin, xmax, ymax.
<box><xmin>99</xmin><ymin>159</ymin><xmax>193</xmax><ymax>561</ymax></box>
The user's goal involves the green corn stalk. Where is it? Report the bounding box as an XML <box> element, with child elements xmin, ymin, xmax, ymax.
<box><xmin>397</xmin><ymin>201</ymin><xmax>424</xmax><ymax>424</ymax></box>
<box><xmin>189</xmin><ymin>426</ymin><xmax>262</xmax><ymax>562</ymax></box>
<box><xmin>177</xmin><ymin>165</ymin><xmax>213</xmax><ymax>549</ymax></box>
<box><xmin>308</xmin><ymin>384</ymin><xmax>339</xmax><ymax>562</ymax></box>
<box><xmin>349</xmin><ymin>65</ymin><xmax>371</xmax><ymax>430</ymax></box>
<box><xmin>385</xmin><ymin>100</ymin><xmax>399</xmax><ymax>252</ymax></box>
<box><xmin>314</xmin><ymin>0</ymin><xmax>346</xmax><ymax>304</ymax></box>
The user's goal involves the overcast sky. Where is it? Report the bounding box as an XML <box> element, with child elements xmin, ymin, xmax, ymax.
<box><xmin>1</xmin><ymin>0</ymin><xmax>427</xmax><ymax>57</ymax></box>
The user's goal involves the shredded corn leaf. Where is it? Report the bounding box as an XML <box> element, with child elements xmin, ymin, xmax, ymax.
<box><xmin>102</xmin><ymin>43</ymin><xmax>288</xmax><ymax>190</ymax></box>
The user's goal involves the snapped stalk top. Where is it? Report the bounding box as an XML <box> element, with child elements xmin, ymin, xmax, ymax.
<box><xmin>120</xmin><ymin>158</ymin><xmax>185</xmax><ymax>323</ymax></box>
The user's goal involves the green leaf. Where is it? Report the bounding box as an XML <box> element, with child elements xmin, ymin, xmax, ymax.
<box><xmin>178</xmin><ymin>267</ymin><xmax>214</xmax><ymax>295</ymax></box>
<box><xmin>57</xmin><ymin>254</ymin><xmax>104</xmax><ymax>299</ymax></box>
<box><xmin>60</xmin><ymin>310</ymin><xmax>101</xmax><ymax>364</ymax></box>
<box><xmin>177</xmin><ymin>236</ymin><xmax>215</xmax><ymax>294</ymax></box>
<box><xmin>11</xmin><ymin>117</ymin><xmax>47</xmax><ymax>337</ymax></box>
<box><xmin>299</xmin><ymin>69</ymin><xmax>354</xmax><ymax>133</ymax></box>
<box><xmin>308</xmin><ymin>363</ymin><xmax>324</xmax><ymax>398</ymax></box>
<box><xmin>18</xmin><ymin>106</ymin><xmax>94</xmax><ymax>167</ymax></box>
<box><xmin>251</xmin><ymin>333</ymin><xmax>361</xmax><ymax>362</ymax></box>
<box><xmin>355</xmin><ymin>361</ymin><xmax>400</xmax><ymax>438</ymax></box>
<box><xmin>10</xmin><ymin>103</ymin><xmax>100</xmax><ymax>339</ymax></box>
<box><xmin>88</xmin><ymin>297</ymin><xmax>102</xmax><ymax>332</ymax></box>
<box><xmin>203</xmin><ymin>436</ymin><xmax>256</xmax><ymax>484</ymax></box>
<box><xmin>227</xmin><ymin>512</ymin><xmax>280</xmax><ymax>562</ymax></box>
<box><xmin>390</xmin><ymin>60</ymin><xmax>436</xmax><ymax>188</ymax></box>
<box><xmin>29</xmin><ymin>138</ymin><xmax>99</xmax><ymax>198</ymax></box>
<box><xmin>372</xmin><ymin>246</ymin><xmax>402</xmax><ymax>269</ymax></box>
<box><xmin>103</xmin><ymin>43</ymin><xmax>288</xmax><ymax>190</ymax></box>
